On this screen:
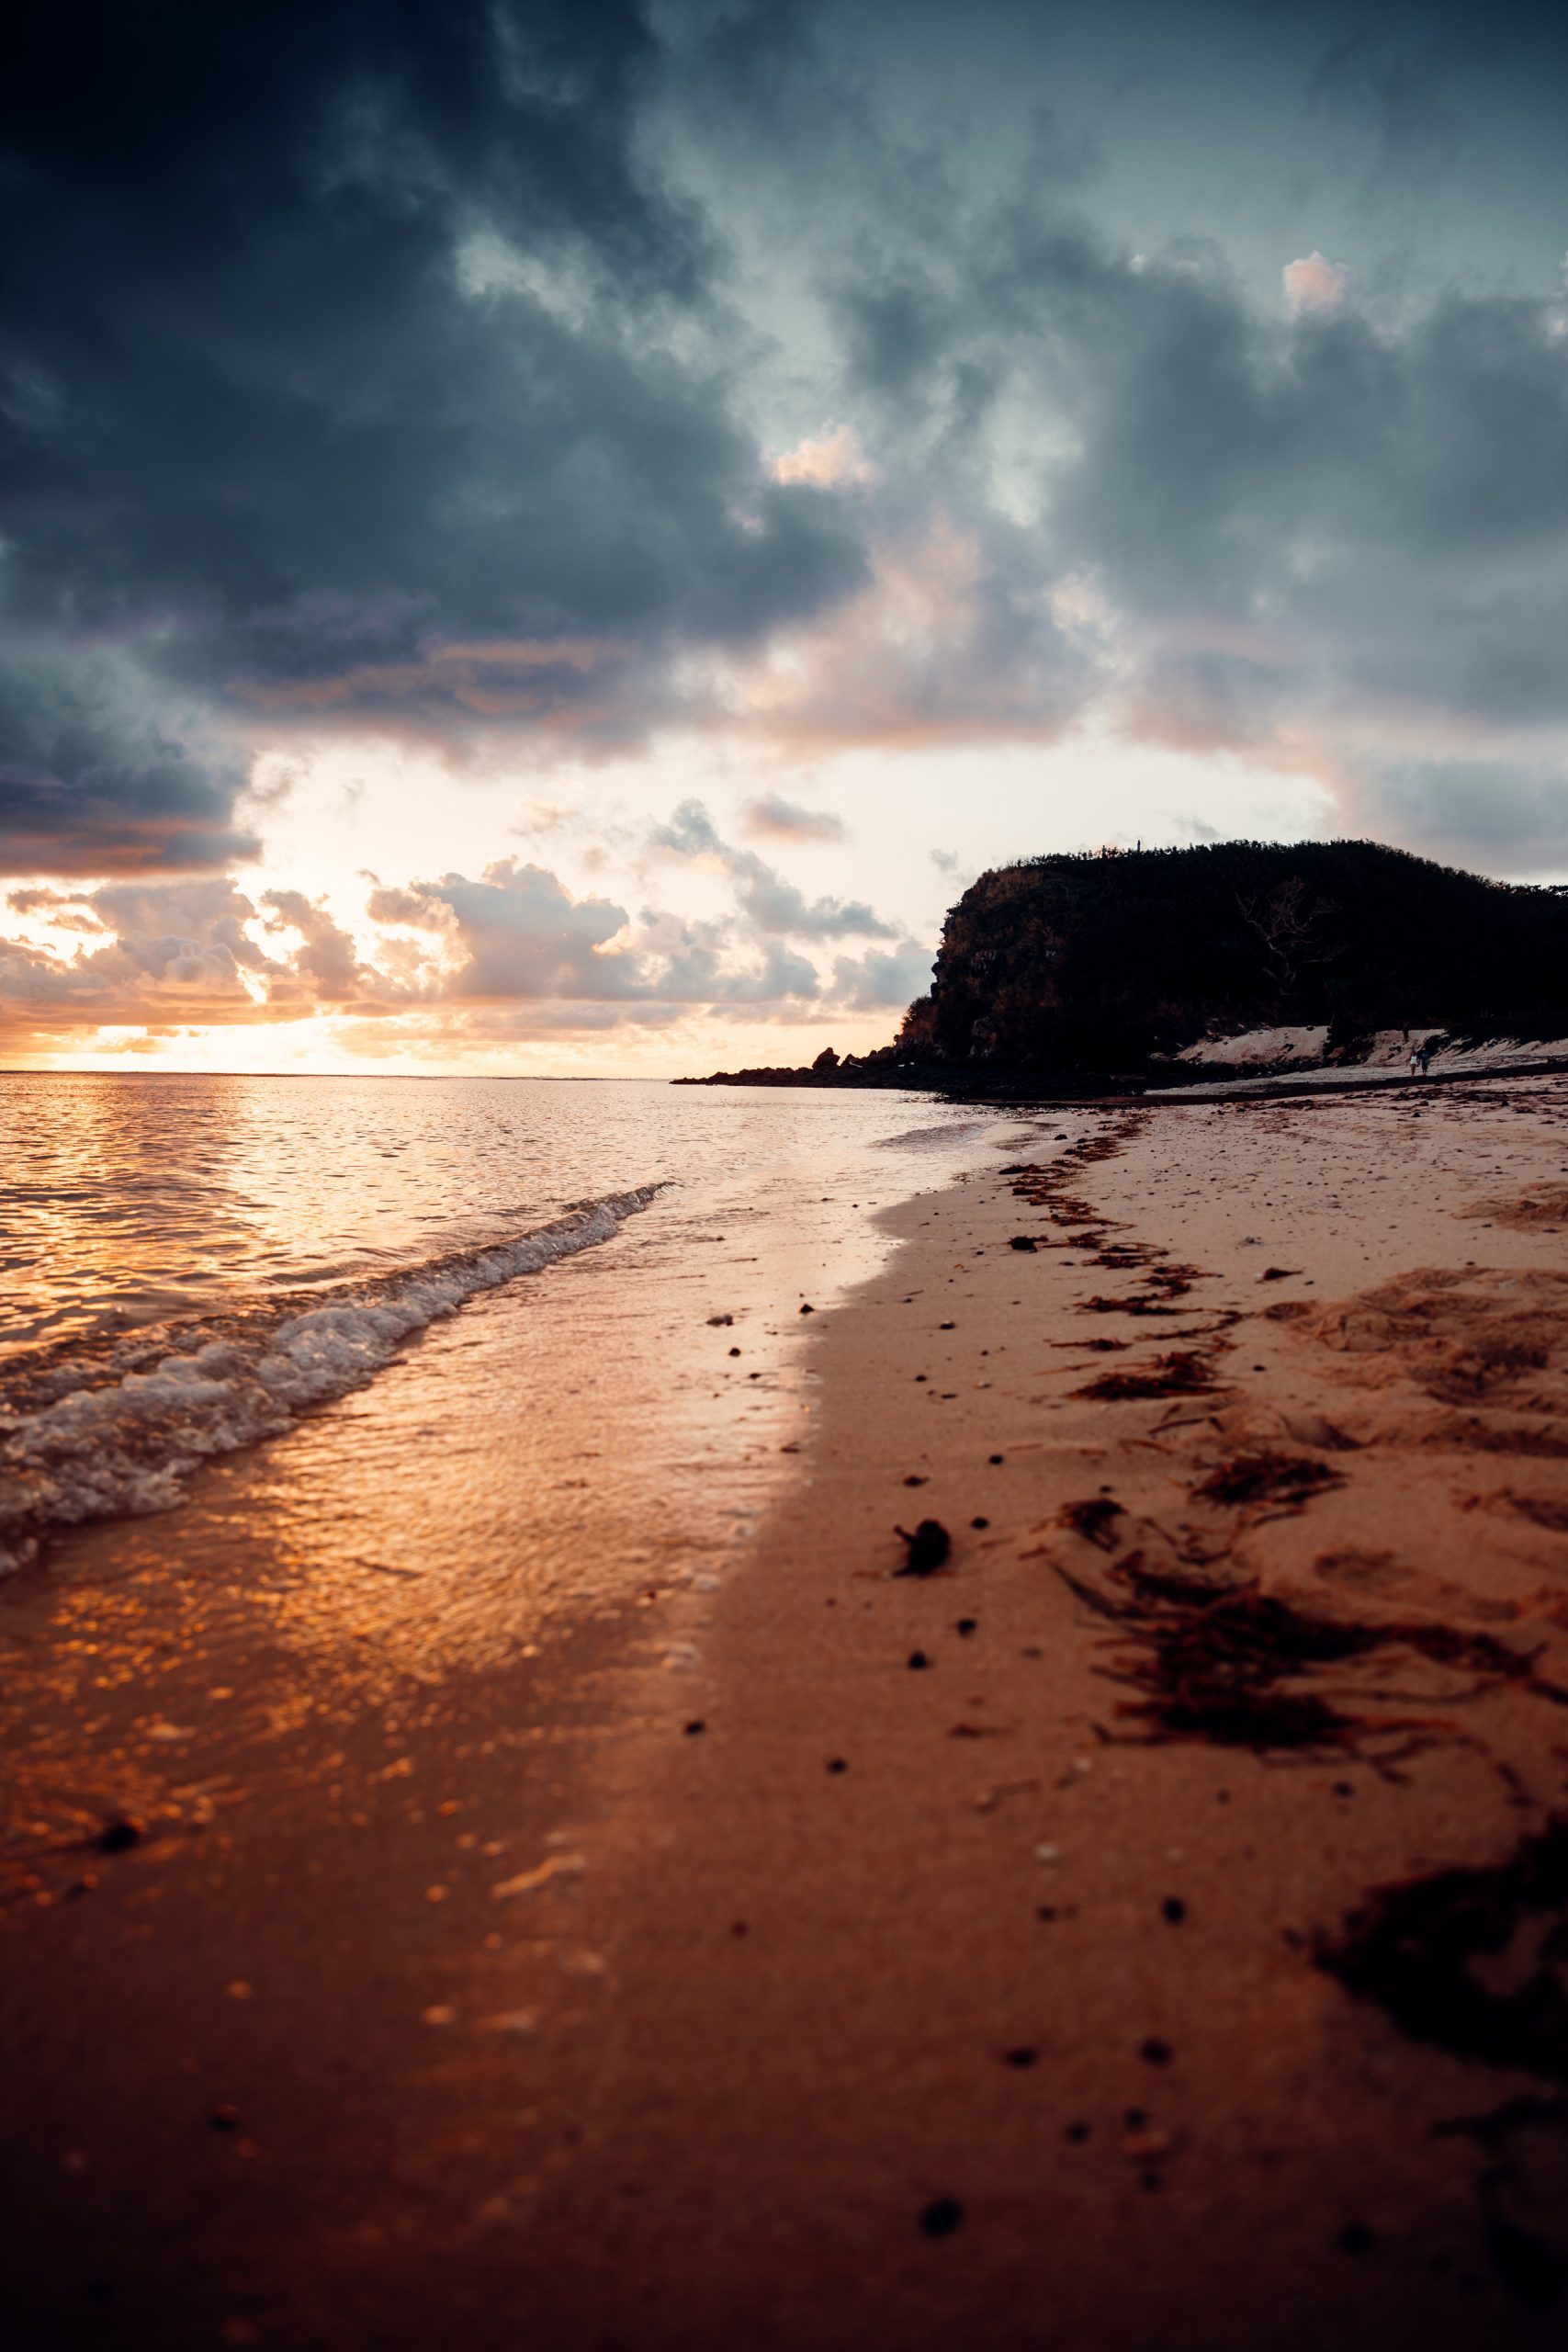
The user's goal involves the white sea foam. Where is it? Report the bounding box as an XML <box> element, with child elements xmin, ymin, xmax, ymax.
<box><xmin>0</xmin><ymin>1184</ymin><xmax>663</xmax><ymax>1573</ymax></box>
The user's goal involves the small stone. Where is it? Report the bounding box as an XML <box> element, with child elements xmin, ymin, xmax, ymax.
<box><xmin>96</xmin><ymin>1815</ymin><xmax>144</xmax><ymax>1855</ymax></box>
<box><xmin>919</xmin><ymin>2197</ymin><xmax>964</xmax><ymax>2239</ymax></box>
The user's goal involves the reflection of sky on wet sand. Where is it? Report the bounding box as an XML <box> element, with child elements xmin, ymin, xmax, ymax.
<box><xmin>0</xmin><ymin>1092</ymin><xmax>1027</xmax><ymax>1886</ymax></box>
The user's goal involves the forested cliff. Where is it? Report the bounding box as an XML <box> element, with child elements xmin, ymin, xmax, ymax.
<box><xmin>681</xmin><ymin>841</ymin><xmax>1568</xmax><ymax>1085</ymax></box>
<box><xmin>899</xmin><ymin>841</ymin><xmax>1568</xmax><ymax>1069</ymax></box>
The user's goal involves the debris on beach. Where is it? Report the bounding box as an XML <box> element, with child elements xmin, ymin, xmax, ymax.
<box><xmin>95</xmin><ymin>1815</ymin><xmax>145</xmax><ymax>1855</ymax></box>
<box><xmin>1189</xmin><ymin>1453</ymin><xmax>1343</xmax><ymax>1510</ymax></box>
<box><xmin>1318</xmin><ymin>1819</ymin><xmax>1568</xmax><ymax>2078</ymax></box>
<box><xmin>894</xmin><ymin>1520</ymin><xmax>952</xmax><ymax>1577</ymax></box>
<box><xmin>1053</xmin><ymin>1554</ymin><xmax>1553</xmax><ymax>1754</ymax></box>
<box><xmin>1056</xmin><ymin>1497</ymin><xmax>1125</xmax><ymax>1548</ymax></box>
<box><xmin>918</xmin><ymin>2196</ymin><xmax>964</xmax><ymax>2239</ymax></box>
<box><xmin>1078</xmin><ymin>1294</ymin><xmax>1181</xmax><ymax>1317</ymax></box>
<box><xmin>1072</xmin><ymin>1351</ymin><xmax>1222</xmax><ymax>1402</ymax></box>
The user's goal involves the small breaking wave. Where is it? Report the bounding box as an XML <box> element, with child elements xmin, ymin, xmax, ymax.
<box><xmin>0</xmin><ymin>1184</ymin><xmax>664</xmax><ymax>1572</ymax></box>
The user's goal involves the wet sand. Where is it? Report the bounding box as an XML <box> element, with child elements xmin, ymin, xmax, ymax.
<box><xmin>7</xmin><ymin>1074</ymin><xmax>1568</xmax><ymax>2346</ymax></box>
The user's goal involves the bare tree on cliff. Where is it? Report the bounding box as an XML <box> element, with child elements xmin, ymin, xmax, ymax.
<box><xmin>1235</xmin><ymin>876</ymin><xmax>1344</xmax><ymax>995</ymax></box>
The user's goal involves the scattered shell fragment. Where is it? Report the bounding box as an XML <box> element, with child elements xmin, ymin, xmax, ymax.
<box><xmin>491</xmin><ymin>1853</ymin><xmax>587</xmax><ymax>1899</ymax></box>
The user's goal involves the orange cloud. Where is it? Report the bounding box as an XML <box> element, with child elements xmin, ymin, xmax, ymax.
<box><xmin>770</xmin><ymin>425</ymin><xmax>877</xmax><ymax>491</ymax></box>
<box><xmin>1283</xmin><ymin>252</ymin><xmax>1349</xmax><ymax>317</ymax></box>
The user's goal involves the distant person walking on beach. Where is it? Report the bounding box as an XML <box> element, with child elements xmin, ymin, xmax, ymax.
<box><xmin>1408</xmin><ymin>1045</ymin><xmax>1420</xmax><ymax>1080</ymax></box>
<box><xmin>1418</xmin><ymin>1045</ymin><xmax>1431</xmax><ymax>1076</ymax></box>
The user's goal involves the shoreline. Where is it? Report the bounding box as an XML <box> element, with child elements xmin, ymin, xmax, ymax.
<box><xmin>483</xmin><ymin>1069</ymin><xmax>1568</xmax><ymax>2349</ymax></box>
<box><xmin>676</xmin><ymin>1048</ymin><xmax>1568</xmax><ymax>1105</ymax></box>
<box><xmin>6</xmin><ymin>1073</ymin><xmax>1568</xmax><ymax>2345</ymax></box>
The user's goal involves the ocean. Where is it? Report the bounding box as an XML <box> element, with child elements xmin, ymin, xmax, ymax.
<box><xmin>0</xmin><ymin>1074</ymin><xmax>1019</xmax><ymax>1620</ymax></box>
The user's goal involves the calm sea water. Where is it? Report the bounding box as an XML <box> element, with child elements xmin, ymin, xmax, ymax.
<box><xmin>0</xmin><ymin>1074</ymin><xmax>1025</xmax><ymax>1587</ymax></box>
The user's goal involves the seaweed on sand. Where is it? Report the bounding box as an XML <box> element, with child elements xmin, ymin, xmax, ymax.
<box><xmin>1189</xmin><ymin>1453</ymin><xmax>1345</xmax><ymax>1509</ymax></box>
<box><xmin>1054</xmin><ymin>1555</ymin><xmax>1552</xmax><ymax>1753</ymax></box>
<box><xmin>1317</xmin><ymin>1820</ymin><xmax>1568</xmax><ymax>2080</ymax></box>
<box><xmin>1077</xmin><ymin>1295</ymin><xmax>1183</xmax><ymax>1318</ymax></box>
<box><xmin>1056</xmin><ymin>1497</ymin><xmax>1126</xmax><ymax>1549</ymax></box>
<box><xmin>1073</xmin><ymin>1351</ymin><xmax>1222</xmax><ymax>1401</ymax></box>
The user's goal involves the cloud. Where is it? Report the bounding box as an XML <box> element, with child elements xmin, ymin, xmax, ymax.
<box><xmin>363</xmin><ymin>852</ymin><xmax>832</xmax><ymax>1009</ymax></box>
<box><xmin>650</xmin><ymin>797</ymin><xmax>893</xmax><ymax>934</ymax></box>
<box><xmin>0</xmin><ymin>876</ymin><xmax>283</xmax><ymax>1048</ymax></box>
<box><xmin>1283</xmin><ymin>252</ymin><xmax>1350</xmax><ymax>316</ymax></box>
<box><xmin>739</xmin><ymin>793</ymin><xmax>849</xmax><ymax>843</ymax></box>
<box><xmin>772</xmin><ymin>425</ymin><xmax>877</xmax><ymax>489</ymax></box>
<box><xmin>0</xmin><ymin>0</ymin><xmax>873</xmax><ymax>872</ymax></box>
<box><xmin>1329</xmin><ymin>757</ymin><xmax>1568</xmax><ymax>876</ymax></box>
<box><xmin>261</xmin><ymin>890</ymin><xmax>371</xmax><ymax>1003</ymax></box>
<box><xmin>10</xmin><ymin>0</ymin><xmax>1568</xmax><ymax>921</ymax></box>
<box><xmin>368</xmin><ymin>860</ymin><xmax>637</xmax><ymax>1000</ymax></box>
<box><xmin>828</xmin><ymin>938</ymin><xmax>936</xmax><ymax>1010</ymax></box>
<box><xmin>0</xmin><ymin>649</ymin><xmax>255</xmax><ymax>875</ymax></box>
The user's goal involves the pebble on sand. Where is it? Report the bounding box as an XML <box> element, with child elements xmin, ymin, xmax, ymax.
<box><xmin>919</xmin><ymin>2197</ymin><xmax>964</xmax><ymax>2238</ymax></box>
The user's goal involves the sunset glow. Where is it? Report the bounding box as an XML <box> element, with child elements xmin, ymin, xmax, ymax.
<box><xmin>6</xmin><ymin>0</ymin><xmax>1568</xmax><ymax>1074</ymax></box>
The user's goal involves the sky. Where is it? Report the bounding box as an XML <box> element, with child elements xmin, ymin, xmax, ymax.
<box><xmin>5</xmin><ymin>0</ymin><xmax>1568</xmax><ymax>1075</ymax></box>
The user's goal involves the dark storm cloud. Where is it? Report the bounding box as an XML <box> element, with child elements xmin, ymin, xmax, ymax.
<box><xmin>8</xmin><ymin>0</ymin><xmax>1568</xmax><ymax>894</ymax></box>
<box><xmin>0</xmin><ymin>0</ymin><xmax>869</xmax><ymax>871</ymax></box>
<box><xmin>0</xmin><ymin>650</ymin><xmax>256</xmax><ymax>874</ymax></box>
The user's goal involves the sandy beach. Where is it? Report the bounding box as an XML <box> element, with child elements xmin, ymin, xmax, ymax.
<box><xmin>6</xmin><ymin>1070</ymin><xmax>1568</xmax><ymax>2348</ymax></box>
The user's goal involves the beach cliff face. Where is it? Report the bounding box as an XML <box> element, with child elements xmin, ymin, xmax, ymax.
<box><xmin>6</xmin><ymin>1071</ymin><xmax>1568</xmax><ymax>2348</ymax></box>
<box><xmin>900</xmin><ymin>841</ymin><xmax>1568</xmax><ymax>1072</ymax></box>
<box><xmin>681</xmin><ymin>841</ymin><xmax>1568</xmax><ymax>1089</ymax></box>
